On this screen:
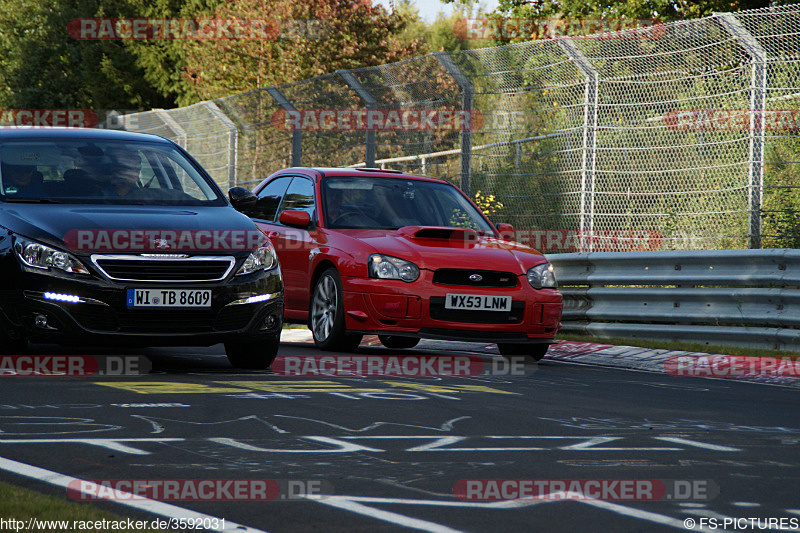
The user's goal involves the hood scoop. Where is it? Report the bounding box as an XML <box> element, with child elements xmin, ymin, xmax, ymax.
<box><xmin>397</xmin><ymin>226</ymin><xmax>479</xmax><ymax>242</ymax></box>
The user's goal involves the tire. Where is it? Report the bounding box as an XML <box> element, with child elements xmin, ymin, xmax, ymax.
<box><xmin>310</xmin><ymin>268</ymin><xmax>362</xmax><ymax>352</ymax></box>
<box><xmin>379</xmin><ymin>335</ymin><xmax>420</xmax><ymax>350</ymax></box>
<box><xmin>225</xmin><ymin>337</ymin><xmax>280</xmax><ymax>369</ymax></box>
<box><xmin>497</xmin><ymin>343</ymin><xmax>549</xmax><ymax>362</ymax></box>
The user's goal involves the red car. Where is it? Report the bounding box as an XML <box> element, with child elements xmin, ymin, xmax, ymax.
<box><xmin>242</xmin><ymin>167</ymin><xmax>562</xmax><ymax>360</ymax></box>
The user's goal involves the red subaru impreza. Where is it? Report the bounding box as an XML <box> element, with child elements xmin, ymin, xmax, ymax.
<box><xmin>242</xmin><ymin>167</ymin><xmax>561</xmax><ymax>360</ymax></box>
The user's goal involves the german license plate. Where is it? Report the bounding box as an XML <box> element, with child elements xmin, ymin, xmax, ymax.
<box><xmin>444</xmin><ymin>294</ymin><xmax>511</xmax><ymax>312</ymax></box>
<box><xmin>126</xmin><ymin>289</ymin><xmax>211</xmax><ymax>308</ymax></box>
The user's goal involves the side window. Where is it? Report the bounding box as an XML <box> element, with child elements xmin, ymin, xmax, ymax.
<box><xmin>251</xmin><ymin>176</ymin><xmax>292</xmax><ymax>221</ymax></box>
<box><xmin>278</xmin><ymin>177</ymin><xmax>315</xmax><ymax>221</ymax></box>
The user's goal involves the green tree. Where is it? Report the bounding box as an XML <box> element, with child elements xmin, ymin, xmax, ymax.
<box><xmin>0</xmin><ymin>0</ymin><xmax>173</xmax><ymax>109</ymax></box>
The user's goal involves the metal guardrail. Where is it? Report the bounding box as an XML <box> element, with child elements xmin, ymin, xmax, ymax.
<box><xmin>547</xmin><ymin>249</ymin><xmax>800</xmax><ymax>351</ymax></box>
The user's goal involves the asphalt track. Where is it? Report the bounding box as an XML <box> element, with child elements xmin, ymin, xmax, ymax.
<box><xmin>0</xmin><ymin>334</ymin><xmax>798</xmax><ymax>532</ymax></box>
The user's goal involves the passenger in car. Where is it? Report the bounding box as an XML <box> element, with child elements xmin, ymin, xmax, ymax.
<box><xmin>1</xmin><ymin>163</ymin><xmax>44</xmax><ymax>197</ymax></box>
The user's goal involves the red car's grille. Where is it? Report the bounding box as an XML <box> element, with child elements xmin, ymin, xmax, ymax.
<box><xmin>432</xmin><ymin>269</ymin><xmax>519</xmax><ymax>288</ymax></box>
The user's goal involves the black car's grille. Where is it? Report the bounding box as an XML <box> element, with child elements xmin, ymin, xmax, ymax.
<box><xmin>93</xmin><ymin>256</ymin><xmax>234</xmax><ymax>282</ymax></box>
<box><xmin>429</xmin><ymin>297</ymin><xmax>525</xmax><ymax>324</ymax></box>
<box><xmin>70</xmin><ymin>305</ymin><xmax>119</xmax><ymax>332</ymax></box>
<box><xmin>432</xmin><ymin>269</ymin><xmax>519</xmax><ymax>288</ymax></box>
<box><xmin>71</xmin><ymin>307</ymin><xmax>256</xmax><ymax>334</ymax></box>
<box><xmin>118</xmin><ymin>309</ymin><xmax>217</xmax><ymax>333</ymax></box>
<box><xmin>214</xmin><ymin>305</ymin><xmax>257</xmax><ymax>331</ymax></box>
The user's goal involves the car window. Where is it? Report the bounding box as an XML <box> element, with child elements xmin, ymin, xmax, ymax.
<box><xmin>278</xmin><ymin>177</ymin><xmax>315</xmax><ymax>221</ymax></box>
<box><xmin>322</xmin><ymin>176</ymin><xmax>495</xmax><ymax>232</ymax></box>
<box><xmin>250</xmin><ymin>176</ymin><xmax>292</xmax><ymax>221</ymax></box>
<box><xmin>0</xmin><ymin>140</ymin><xmax>224</xmax><ymax>205</ymax></box>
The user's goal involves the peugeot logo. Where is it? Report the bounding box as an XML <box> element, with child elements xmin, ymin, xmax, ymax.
<box><xmin>153</xmin><ymin>239</ymin><xmax>171</xmax><ymax>250</ymax></box>
<box><xmin>469</xmin><ymin>273</ymin><xmax>483</xmax><ymax>282</ymax></box>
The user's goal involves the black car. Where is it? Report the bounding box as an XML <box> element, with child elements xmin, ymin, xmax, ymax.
<box><xmin>0</xmin><ymin>128</ymin><xmax>283</xmax><ymax>369</ymax></box>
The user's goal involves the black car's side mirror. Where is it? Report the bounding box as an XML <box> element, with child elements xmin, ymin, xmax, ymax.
<box><xmin>228</xmin><ymin>187</ymin><xmax>258</xmax><ymax>212</ymax></box>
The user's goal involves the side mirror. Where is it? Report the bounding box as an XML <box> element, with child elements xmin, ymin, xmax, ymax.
<box><xmin>228</xmin><ymin>187</ymin><xmax>257</xmax><ymax>212</ymax></box>
<box><xmin>495</xmin><ymin>222</ymin><xmax>515</xmax><ymax>241</ymax></box>
<box><xmin>279</xmin><ymin>210</ymin><xmax>312</xmax><ymax>228</ymax></box>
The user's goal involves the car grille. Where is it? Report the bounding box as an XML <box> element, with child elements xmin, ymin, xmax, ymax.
<box><xmin>69</xmin><ymin>306</ymin><xmax>254</xmax><ymax>333</ymax></box>
<box><xmin>429</xmin><ymin>297</ymin><xmax>525</xmax><ymax>324</ymax></box>
<box><xmin>432</xmin><ymin>269</ymin><xmax>519</xmax><ymax>288</ymax></box>
<box><xmin>92</xmin><ymin>255</ymin><xmax>235</xmax><ymax>282</ymax></box>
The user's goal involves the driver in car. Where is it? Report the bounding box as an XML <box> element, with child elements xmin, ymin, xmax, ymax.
<box><xmin>106</xmin><ymin>152</ymin><xmax>142</xmax><ymax>197</ymax></box>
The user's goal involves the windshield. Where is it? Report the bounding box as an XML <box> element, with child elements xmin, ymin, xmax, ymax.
<box><xmin>322</xmin><ymin>176</ymin><xmax>495</xmax><ymax>232</ymax></box>
<box><xmin>0</xmin><ymin>139</ymin><xmax>225</xmax><ymax>205</ymax></box>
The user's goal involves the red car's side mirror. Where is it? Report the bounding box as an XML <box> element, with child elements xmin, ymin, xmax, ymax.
<box><xmin>495</xmin><ymin>222</ymin><xmax>515</xmax><ymax>241</ymax></box>
<box><xmin>279</xmin><ymin>210</ymin><xmax>312</xmax><ymax>228</ymax></box>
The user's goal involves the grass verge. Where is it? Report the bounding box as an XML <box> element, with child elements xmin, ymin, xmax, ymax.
<box><xmin>0</xmin><ymin>480</ymin><xmax>165</xmax><ymax>532</ymax></box>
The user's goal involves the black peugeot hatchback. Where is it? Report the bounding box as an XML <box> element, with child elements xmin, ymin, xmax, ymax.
<box><xmin>0</xmin><ymin>128</ymin><xmax>283</xmax><ymax>369</ymax></box>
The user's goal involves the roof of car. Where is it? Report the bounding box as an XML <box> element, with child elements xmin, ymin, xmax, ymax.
<box><xmin>0</xmin><ymin>127</ymin><xmax>173</xmax><ymax>143</ymax></box>
<box><xmin>284</xmin><ymin>167</ymin><xmax>449</xmax><ymax>184</ymax></box>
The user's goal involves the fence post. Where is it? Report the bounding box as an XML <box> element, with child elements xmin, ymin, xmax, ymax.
<box><xmin>337</xmin><ymin>70</ymin><xmax>376</xmax><ymax>168</ymax></box>
<box><xmin>434</xmin><ymin>52</ymin><xmax>474</xmax><ymax>196</ymax></box>
<box><xmin>265</xmin><ymin>87</ymin><xmax>302</xmax><ymax>167</ymax></box>
<box><xmin>205</xmin><ymin>101</ymin><xmax>238</xmax><ymax>189</ymax></box>
<box><xmin>558</xmin><ymin>39</ymin><xmax>598</xmax><ymax>252</ymax></box>
<box><xmin>716</xmin><ymin>13</ymin><xmax>768</xmax><ymax>249</ymax></box>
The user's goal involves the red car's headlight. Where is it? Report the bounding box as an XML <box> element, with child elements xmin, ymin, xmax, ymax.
<box><xmin>368</xmin><ymin>254</ymin><xmax>419</xmax><ymax>282</ymax></box>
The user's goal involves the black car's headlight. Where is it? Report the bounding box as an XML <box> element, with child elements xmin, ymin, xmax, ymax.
<box><xmin>14</xmin><ymin>237</ymin><xmax>90</xmax><ymax>275</ymax></box>
<box><xmin>236</xmin><ymin>241</ymin><xmax>278</xmax><ymax>275</ymax></box>
<box><xmin>368</xmin><ymin>254</ymin><xmax>419</xmax><ymax>282</ymax></box>
<box><xmin>527</xmin><ymin>262</ymin><xmax>557</xmax><ymax>289</ymax></box>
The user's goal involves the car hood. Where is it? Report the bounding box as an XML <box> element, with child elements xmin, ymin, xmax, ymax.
<box><xmin>332</xmin><ymin>226</ymin><xmax>547</xmax><ymax>273</ymax></box>
<box><xmin>0</xmin><ymin>203</ymin><xmax>258</xmax><ymax>254</ymax></box>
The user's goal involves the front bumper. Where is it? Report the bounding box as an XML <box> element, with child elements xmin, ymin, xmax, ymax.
<box><xmin>0</xmin><ymin>262</ymin><xmax>283</xmax><ymax>346</ymax></box>
<box><xmin>340</xmin><ymin>272</ymin><xmax>562</xmax><ymax>344</ymax></box>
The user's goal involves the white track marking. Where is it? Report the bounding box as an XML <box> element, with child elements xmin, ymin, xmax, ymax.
<box><xmin>0</xmin><ymin>456</ymin><xmax>268</xmax><ymax>533</ymax></box>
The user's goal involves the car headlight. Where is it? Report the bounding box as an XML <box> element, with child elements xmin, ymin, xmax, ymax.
<box><xmin>236</xmin><ymin>241</ymin><xmax>278</xmax><ymax>275</ymax></box>
<box><xmin>14</xmin><ymin>237</ymin><xmax>90</xmax><ymax>275</ymax></box>
<box><xmin>527</xmin><ymin>262</ymin><xmax>557</xmax><ymax>289</ymax></box>
<box><xmin>369</xmin><ymin>254</ymin><xmax>419</xmax><ymax>282</ymax></box>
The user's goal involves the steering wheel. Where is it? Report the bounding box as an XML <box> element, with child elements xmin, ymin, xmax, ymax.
<box><xmin>331</xmin><ymin>210</ymin><xmax>381</xmax><ymax>227</ymax></box>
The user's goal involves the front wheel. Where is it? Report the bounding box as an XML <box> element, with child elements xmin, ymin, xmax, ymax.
<box><xmin>379</xmin><ymin>335</ymin><xmax>420</xmax><ymax>350</ymax></box>
<box><xmin>225</xmin><ymin>337</ymin><xmax>280</xmax><ymax>369</ymax></box>
<box><xmin>310</xmin><ymin>268</ymin><xmax>362</xmax><ymax>352</ymax></box>
<box><xmin>497</xmin><ymin>343</ymin><xmax>549</xmax><ymax>362</ymax></box>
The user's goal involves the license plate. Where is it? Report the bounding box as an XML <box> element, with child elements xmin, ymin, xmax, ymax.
<box><xmin>126</xmin><ymin>289</ymin><xmax>211</xmax><ymax>308</ymax></box>
<box><xmin>444</xmin><ymin>294</ymin><xmax>512</xmax><ymax>312</ymax></box>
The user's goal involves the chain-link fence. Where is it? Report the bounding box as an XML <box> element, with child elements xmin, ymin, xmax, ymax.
<box><xmin>115</xmin><ymin>5</ymin><xmax>800</xmax><ymax>253</ymax></box>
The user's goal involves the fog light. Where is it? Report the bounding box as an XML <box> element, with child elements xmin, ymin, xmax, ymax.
<box><xmin>34</xmin><ymin>314</ymin><xmax>56</xmax><ymax>330</ymax></box>
<box><xmin>261</xmin><ymin>314</ymin><xmax>278</xmax><ymax>331</ymax></box>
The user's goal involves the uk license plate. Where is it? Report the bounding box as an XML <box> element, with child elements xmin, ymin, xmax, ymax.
<box><xmin>444</xmin><ymin>294</ymin><xmax>512</xmax><ymax>312</ymax></box>
<box><xmin>126</xmin><ymin>289</ymin><xmax>211</xmax><ymax>308</ymax></box>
